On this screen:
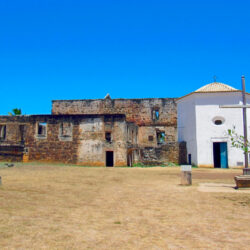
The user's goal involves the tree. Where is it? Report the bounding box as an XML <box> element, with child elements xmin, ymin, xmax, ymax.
<box><xmin>228</xmin><ymin>126</ymin><xmax>250</xmax><ymax>153</ymax></box>
<box><xmin>8</xmin><ymin>108</ymin><xmax>22</xmax><ymax>116</ymax></box>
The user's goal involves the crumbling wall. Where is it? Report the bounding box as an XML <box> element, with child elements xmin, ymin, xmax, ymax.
<box><xmin>25</xmin><ymin>116</ymin><xmax>79</xmax><ymax>163</ymax></box>
<box><xmin>52</xmin><ymin>98</ymin><xmax>178</xmax><ymax>150</ymax></box>
<box><xmin>52</xmin><ymin>98</ymin><xmax>177</xmax><ymax>126</ymax></box>
<box><xmin>0</xmin><ymin>114</ymin><xmax>129</xmax><ymax>166</ymax></box>
<box><xmin>0</xmin><ymin>145</ymin><xmax>24</xmax><ymax>162</ymax></box>
<box><xmin>138</xmin><ymin>126</ymin><xmax>177</xmax><ymax>147</ymax></box>
<box><xmin>140</xmin><ymin>142</ymin><xmax>187</xmax><ymax>165</ymax></box>
<box><xmin>77</xmin><ymin>116</ymin><xmax>127</xmax><ymax>166</ymax></box>
<box><xmin>0</xmin><ymin>116</ymin><xmax>28</xmax><ymax>161</ymax></box>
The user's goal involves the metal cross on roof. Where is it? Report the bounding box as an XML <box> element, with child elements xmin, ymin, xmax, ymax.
<box><xmin>220</xmin><ymin>76</ymin><xmax>249</xmax><ymax>172</ymax></box>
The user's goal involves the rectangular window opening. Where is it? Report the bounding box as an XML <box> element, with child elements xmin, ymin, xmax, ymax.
<box><xmin>19</xmin><ymin>125</ymin><xmax>26</xmax><ymax>142</ymax></box>
<box><xmin>37</xmin><ymin>122</ymin><xmax>47</xmax><ymax>137</ymax></box>
<box><xmin>0</xmin><ymin>125</ymin><xmax>6</xmax><ymax>141</ymax></box>
<box><xmin>105</xmin><ymin>132</ymin><xmax>112</xmax><ymax>142</ymax></box>
<box><xmin>157</xmin><ymin>131</ymin><xmax>165</xmax><ymax>144</ymax></box>
<box><xmin>60</xmin><ymin>122</ymin><xmax>72</xmax><ymax>137</ymax></box>
<box><xmin>152</xmin><ymin>109</ymin><xmax>160</xmax><ymax>121</ymax></box>
<box><xmin>148</xmin><ymin>135</ymin><xmax>154</xmax><ymax>141</ymax></box>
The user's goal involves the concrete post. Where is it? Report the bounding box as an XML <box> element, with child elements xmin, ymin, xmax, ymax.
<box><xmin>181</xmin><ymin>165</ymin><xmax>192</xmax><ymax>185</ymax></box>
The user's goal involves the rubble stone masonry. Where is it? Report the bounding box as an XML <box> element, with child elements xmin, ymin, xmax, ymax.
<box><xmin>0</xmin><ymin>97</ymin><xmax>186</xmax><ymax>166</ymax></box>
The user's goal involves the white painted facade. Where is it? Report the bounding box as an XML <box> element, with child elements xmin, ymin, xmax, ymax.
<box><xmin>177</xmin><ymin>84</ymin><xmax>250</xmax><ymax>168</ymax></box>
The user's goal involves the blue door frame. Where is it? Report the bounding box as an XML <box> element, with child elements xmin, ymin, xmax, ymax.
<box><xmin>220</xmin><ymin>142</ymin><xmax>228</xmax><ymax>168</ymax></box>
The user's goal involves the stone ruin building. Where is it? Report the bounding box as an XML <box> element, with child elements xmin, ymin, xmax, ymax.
<box><xmin>0</xmin><ymin>95</ymin><xmax>186</xmax><ymax>166</ymax></box>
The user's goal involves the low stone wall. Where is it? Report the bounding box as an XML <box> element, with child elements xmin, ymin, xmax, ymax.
<box><xmin>0</xmin><ymin>145</ymin><xmax>24</xmax><ymax>162</ymax></box>
<box><xmin>140</xmin><ymin>142</ymin><xmax>187</xmax><ymax>165</ymax></box>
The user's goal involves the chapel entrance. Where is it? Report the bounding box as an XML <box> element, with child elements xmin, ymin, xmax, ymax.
<box><xmin>213</xmin><ymin>142</ymin><xmax>228</xmax><ymax>168</ymax></box>
<box><xmin>106</xmin><ymin>151</ymin><xmax>114</xmax><ymax>167</ymax></box>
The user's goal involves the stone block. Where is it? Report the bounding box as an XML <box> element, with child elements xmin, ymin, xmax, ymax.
<box><xmin>234</xmin><ymin>175</ymin><xmax>250</xmax><ymax>188</ymax></box>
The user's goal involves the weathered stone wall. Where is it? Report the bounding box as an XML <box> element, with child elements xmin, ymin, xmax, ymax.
<box><xmin>140</xmin><ymin>142</ymin><xmax>187</xmax><ymax>165</ymax></box>
<box><xmin>0</xmin><ymin>114</ymin><xmax>129</xmax><ymax>166</ymax></box>
<box><xmin>0</xmin><ymin>145</ymin><xmax>24</xmax><ymax>162</ymax></box>
<box><xmin>25</xmin><ymin>116</ymin><xmax>79</xmax><ymax>163</ymax></box>
<box><xmin>0</xmin><ymin>115</ymin><xmax>80</xmax><ymax>163</ymax></box>
<box><xmin>77</xmin><ymin>115</ymin><xmax>128</xmax><ymax>166</ymax></box>
<box><xmin>52</xmin><ymin>98</ymin><xmax>177</xmax><ymax>126</ymax></box>
<box><xmin>138</xmin><ymin>126</ymin><xmax>177</xmax><ymax>147</ymax></box>
<box><xmin>0</xmin><ymin>96</ymin><xmax>182</xmax><ymax>166</ymax></box>
<box><xmin>52</xmin><ymin>98</ymin><xmax>178</xmax><ymax>149</ymax></box>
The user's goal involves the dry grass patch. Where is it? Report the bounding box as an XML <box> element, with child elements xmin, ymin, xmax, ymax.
<box><xmin>0</xmin><ymin>164</ymin><xmax>249</xmax><ymax>249</ymax></box>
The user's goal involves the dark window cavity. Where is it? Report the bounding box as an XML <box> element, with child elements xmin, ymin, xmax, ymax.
<box><xmin>105</xmin><ymin>132</ymin><xmax>112</xmax><ymax>142</ymax></box>
<box><xmin>214</xmin><ymin>120</ymin><xmax>222</xmax><ymax>125</ymax></box>
<box><xmin>212</xmin><ymin>116</ymin><xmax>225</xmax><ymax>125</ymax></box>
<box><xmin>19</xmin><ymin>125</ymin><xmax>26</xmax><ymax>142</ymax></box>
<box><xmin>148</xmin><ymin>135</ymin><xmax>154</xmax><ymax>141</ymax></box>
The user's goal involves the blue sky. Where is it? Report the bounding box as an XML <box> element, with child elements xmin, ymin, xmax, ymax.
<box><xmin>0</xmin><ymin>0</ymin><xmax>250</xmax><ymax>114</ymax></box>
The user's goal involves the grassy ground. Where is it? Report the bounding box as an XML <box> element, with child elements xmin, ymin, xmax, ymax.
<box><xmin>0</xmin><ymin>163</ymin><xmax>249</xmax><ymax>249</ymax></box>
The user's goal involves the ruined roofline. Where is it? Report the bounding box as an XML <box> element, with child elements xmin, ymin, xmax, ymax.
<box><xmin>52</xmin><ymin>97</ymin><xmax>178</xmax><ymax>102</ymax></box>
<box><xmin>0</xmin><ymin>113</ymin><xmax>126</xmax><ymax>118</ymax></box>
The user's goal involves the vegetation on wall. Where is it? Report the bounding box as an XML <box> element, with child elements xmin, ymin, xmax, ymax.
<box><xmin>8</xmin><ymin>108</ymin><xmax>22</xmax><ymax>116</ymax></box>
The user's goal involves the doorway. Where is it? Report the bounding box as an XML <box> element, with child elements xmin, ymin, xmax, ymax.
<box><xmin>213</xmin><ymin>142</ymin><xmax>228</xmax><ymax>168</ymax></box>
<box><xmin>127</xmin><ymin>151</ymin><xmax>133</xmax><ymax>167</ymax></box>
<box><xmin>106</xmin><ymin>151</ymin><xmax>114</xmax><ymax>167</ymax></box>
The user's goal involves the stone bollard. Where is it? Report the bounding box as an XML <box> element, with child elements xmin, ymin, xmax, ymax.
<box><xmin>243</xmin><ymin>168</ymin><xmax>250</xmax><ymax>175</ymax></box>
<box><xmin>181</xmin><ymin>165</ymin><xmax>192</xmax><ymax>185</ymax></box>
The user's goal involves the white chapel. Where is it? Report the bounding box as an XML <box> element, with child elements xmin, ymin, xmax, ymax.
<box><xmin>177</xmin><ymin>82</ymin><xmax>250</xmax><ymax>168</ymax></box>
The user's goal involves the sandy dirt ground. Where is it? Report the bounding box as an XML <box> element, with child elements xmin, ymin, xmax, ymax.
<box><xmin>0</xmin><ymin>164</ymin><xmax>249</xmax><ymax>249</ymax></box>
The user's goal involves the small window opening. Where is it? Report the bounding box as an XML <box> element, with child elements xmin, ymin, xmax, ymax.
<box><xmin>157</xmin><ymin>131</ymin><xmax>165</xmax><ymax>144</ymax></box>
<box><xmin>155</xmin><ymin>110</ymin><xmax>159</xmax><ymax>120</ymax></box>
<box><xmin>37</xmin><ymin>122</ymin><xmax>47</xmax><ymax>137</ymax></box>
<box><xmin>0</xmin><ymin>125</ymin><xmax>6</xmax><ymax>141</ymax></box>
<box><xmin>214</xmin><ymin>120</ymin><xmax>222</xmax><ymax>125</ymax></box>
<box><xmin>60</xmin><ymin>122</ymin><xmax>72</xmax><ymax>137</ymax></box>
<box><xmin>105</xmin><ymin>132</ymin><xmax>112</xmax><ymax>142</ymax></box>
<box><xmin>19</xmin><ymin>125</ymin><xmax>26</xmax><ymax>142</ymax></box>
<box><xmin>148</xmin><ymin>135</ymin><xmax>154</xmax><ymax>141</ymax></box>
<box><xmin>152</xmin><ymin>109</ymin><xmax>160</xmax><ymax>121</ymax></box>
